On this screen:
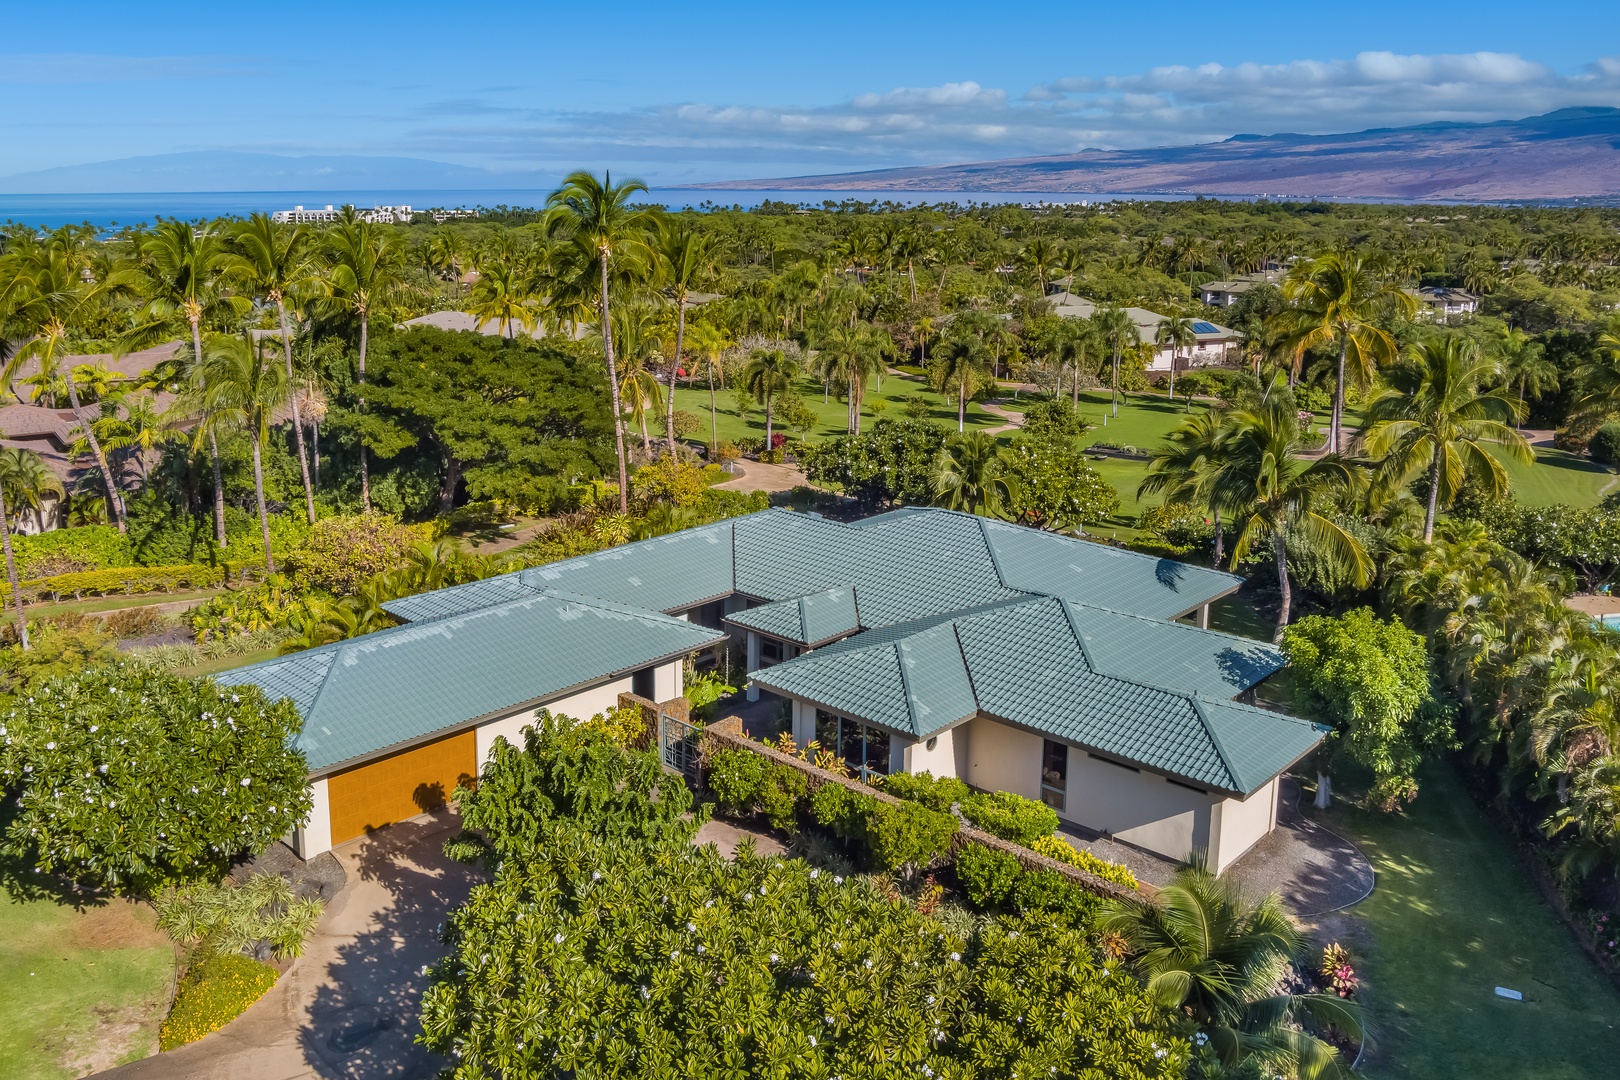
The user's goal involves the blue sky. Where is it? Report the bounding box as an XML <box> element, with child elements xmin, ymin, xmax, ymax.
<box><xmin>2</xmin><ymin>0</ymin><xmax>1618</xmax><ymax>186</ymax></box>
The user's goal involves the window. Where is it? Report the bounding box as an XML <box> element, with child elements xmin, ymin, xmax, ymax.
<box><xmin>1041</xmin><ymin>740</ymin><xmax>1068</xmax><ymax>812</ymax></box>
<box><xmin>816</xmin><ymin>708</ymin><xmax>891</xmax><ymax>778</ymax></box>
<box><xmin>758</xmin><ymin>637</ymin><xmax>786</xmax><ymax>666</ymax></box>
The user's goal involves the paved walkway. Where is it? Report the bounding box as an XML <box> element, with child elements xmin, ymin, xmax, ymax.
<box><xmin>101</xmin><ymin>810</ymin><xmax>480</xmax><ymax>1080</ymax></box>
<box><xmin>713</xmin><ymin>460</ymin><xmax>810</xmax><ymax>494</ymax></box>
<box><xmin>1060</xmin><ymin>778</ymin><xmax>1374</xmax><ymax>916</ymax></box>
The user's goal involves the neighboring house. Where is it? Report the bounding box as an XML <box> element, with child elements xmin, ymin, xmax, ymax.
<box><xmin>224</xmin><ymin>508</ymin><xmax>1323</xmax><ymax>870</ymax></box>
<box><xmin>271</xmin><ymin>205</ymin><xmax>342</xmax><ymax>224</ymax></box>
<box><xmin>1049</xmin><ymin>291</ymin><xmax>1240</xmax><ymax>370</ymax></box>
<box><xmin>1411</xmin><ymin>286</ymin><xmax>1480</xmax><ymax>321</ymax></box>
<box><xmin>1199</xmin><ymin>272</ymin><xmax>1278</xmax><ymax>307</ymax></box>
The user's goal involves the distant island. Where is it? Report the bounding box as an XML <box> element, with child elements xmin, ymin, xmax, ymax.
<box><xmin>698</xmin><ymin>108</ymin><xmax>1620</xmax><ymax>202</ymax></box>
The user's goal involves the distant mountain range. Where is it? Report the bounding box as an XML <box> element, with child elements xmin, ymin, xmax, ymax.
<box><xmin>0</xmin><ymin>152</ymin><xmax>525</xmax><ymax>194</ymax></box>
<box><xmin>702</xmin><ymin>108</ymin><xmax>1620</xmax><ymax>201</ymax></box>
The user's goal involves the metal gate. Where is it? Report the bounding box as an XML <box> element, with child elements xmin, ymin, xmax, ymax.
<box><xmin>659</xmin><ymin>709</ymin><xmax>701</xmax><ymax>782</ymax></box>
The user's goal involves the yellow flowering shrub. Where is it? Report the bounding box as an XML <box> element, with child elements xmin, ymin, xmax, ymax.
<box><xmin>159</xmin><ymin>954</ymin><xmax>280</xmax><ymax>1050</ymax></box>
<box><xmin>1029</xmin><ymin>833</ymin><xmax>1139</xmax><ymax>889</ymax></box>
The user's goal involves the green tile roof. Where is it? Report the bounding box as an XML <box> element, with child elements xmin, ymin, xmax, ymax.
<box><xmin>750</xmin><ymin>596</ymin><xmax>1315</xmax><ymax>795</ymax></box>
<box><xmin>220</xmin><ymin>590</ymin><xmax>724</xmax><ymax>772</ymax></box>
<box><xmin>725</xmin><ymin>587</ymin><xmax>862</xmax><ymax>646</ymax></box>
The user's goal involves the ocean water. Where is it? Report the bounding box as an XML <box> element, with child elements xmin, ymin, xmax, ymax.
<box><xmin>0</xmin><ymin>188</ymin><xmax>1205</xmax><ymax>230</ymax></box>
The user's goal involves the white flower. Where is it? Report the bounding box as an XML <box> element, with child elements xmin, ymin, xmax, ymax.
<box><xmin>810</xmin><ymin>869</ymin><xmax>820</xmax><ymax>879</ymax></box>
<box><xmin>808</xmin><ymin>1035</ymin><xmax>816</xmax><ymax>1047</ymax></box>
<box><xmin>863</xmin><ymin>959</ymin><xmax>873</xmax><ymax>969</ymax></box>
<box><xmin>1154</xmin><ymin>1049</ymin><xmax>1167</xmax><ymax>1060</ymax></box>
<box><xmin>1195</xmin><ymin>1032</ymin><xmax>1209</xmax><ymax>1047</ymax></box>
<box><xmin>45</xmin><ymin>742</ymin><xmax>54</xmax><ymax>750</ymax></box>
<box><xmin>833</xmin><ymin>875</ymin><xmax>843</xmax><ymax>885</ymax></box>
<box><xmin>769</xmin><ymin>953</ymin><xmax>779</xmax><ymax>963</ymax></box>
<box><xmin>98</xmin><ymin>764</ymin><xmax>108</xmax><ymax>774</ymax></box>
<box><xmin>949</xmin><ymin>952</ymin><xmax>961</xmax><ymax>962</ymax></box>
<box><xmin>240</xmin><ymin>777</ymin><xmax>251</xmax><ymax>787</ymax></box>
<box><xmin>686</xmin><ymin>921</ymin><xmax>696</xmax><ymax>932</ymax></box>
<box><xmin>592</xmin><ymin>871</ymin><xmax>601</xmax><ymax>881</ymax></box>
<box><xmin>553</xmin><ymin>933</ymin><xmax>565</xmax><ymax>944</ymax></box>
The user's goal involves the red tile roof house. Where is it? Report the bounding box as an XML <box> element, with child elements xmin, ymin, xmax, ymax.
<box><xmin>223</xmin><ymin>508</ymin><xmax>1323</xmax><ymax>869</ymax></box>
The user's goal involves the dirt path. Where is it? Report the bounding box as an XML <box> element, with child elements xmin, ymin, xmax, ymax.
<box><xmin>713</xmin><ymin>460</ymin><xmax>810</xmax><ymax>494</ymax></box>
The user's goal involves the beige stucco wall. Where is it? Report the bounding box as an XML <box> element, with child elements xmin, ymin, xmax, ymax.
<box><xmin>965</xmin><ymin>717</ymin><xmax>1044</xmax><ymax>800</ymax></box>
<box><xmin>903</xmin><ymin>726</ymin><xmax>960</xmax><ymax>777</ymax></box>
<box><xmin>295</xmin><ymin>776</ymin><xmax>333</xmax><ymax>859</ymax></box>
<box><xmin>1209</xmin><ymin>776</ymin><xmax>1279</xmax><ymax>874</ymax></box>
<box><xmin>791</xmin><ymin>698</ymin><xmax>816</xmax><ymax>748</ymax></box>
<box><xmin>1060</xmin><ymin>748</ymin><xmax>1214</xmax><ymax>863</ymax></box>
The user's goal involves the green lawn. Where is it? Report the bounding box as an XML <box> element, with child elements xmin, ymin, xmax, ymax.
<box><xmin>1310</xmin><ymin>763</ymin><xmax>1620</xmax><ymax>1080</ymax></box>
<box><xmin>1492</xmin><ymin>445</ymin><xmax>1616</xmax><ymax>508</ymax></box>
<box><xmin>23</xmin><ymin>588</ymin><xmax>223</xmax><ymax>621</ymax></box>
<box><xmin>672</xmin><ymin>372</ymin><xmax>1003</xmax><ymax>445</ymax></box>
<box><xmin>0</xmin><ymin>885</ymin><xmax>173</xmax><ymax>1078</ymax></box>
<box><xmin>176</xmin><ymin>647</ymin><xmax>280</xmax><ymax>678</ymax></box>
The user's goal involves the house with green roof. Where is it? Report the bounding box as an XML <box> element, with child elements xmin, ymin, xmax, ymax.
<box><xmin>223</xmin><ymin>506</ymin><xmax>1321</xmax><ymax>870</ymax></box>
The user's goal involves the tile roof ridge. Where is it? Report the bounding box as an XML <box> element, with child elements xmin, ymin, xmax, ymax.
<box><xmin>1049</xmin><ymin>597</ymin><xmax>1253</xmax><ymax>705</ymax></box>
<box><xmin>1061</xmin><ymin>597</ymin><xmax>1284</xmax><ymax>650</ymax></box>
<box><xmin>296</xmin><ymin>647</ymin><xmax>345</xmax><ymax>728</ymax></box>
<box><xmin>892</xmin><ymin>638</ymin><xmax>919</xmax><ymax>733</ymax></box>
<box><xmin>975</xmin><ymin>514</ymin><xmax>1017</xmax><ymax>591</ymax></box>
<box><xmin>1058</xmin><ymin>596</ymin><xmax>1100</xmax><ymax>674</ymax></box>
<box><xmin>1188</xmin><ymin>696</ymin><xmax>1242</xmax><ymax>792</ymax></box>
<box><xmin>532</xmin><ymin>587</ymin><xmax>716</xmax><ymax>626</ymax></box>
<box><xmin>949</xmin><ymin>620</ymin><xmax>985</xmax><ymax>714</ymax></box>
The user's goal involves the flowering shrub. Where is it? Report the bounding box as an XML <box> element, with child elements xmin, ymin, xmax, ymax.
<box><xmin>1320</xmin><ymin>942</ymin><xmax>1358</xmax><ymax>998</ymax></box>
<box><xmin>0</xmin><ymin>665</ymin><xmax>312</xmax><ymax>895</ymax></box>
<box><xmin>159</xmin><ymin>953</ymin><xmax>279</xmax><ymax>1050</ymax></box>
<box><xmin>1029</xmin><ymin>833</ymin><xmax>1140</xmax><ymax>889</ymax></box>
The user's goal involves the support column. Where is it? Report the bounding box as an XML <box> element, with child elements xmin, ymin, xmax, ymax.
<box><xmin>745</xmin><ymin>630</ymin><xmax>761</xmax><ymax>702</ymax></box>
<box><xmin>1197</xmin><ymin>603</ymin><xmax>1211</xmax><ymax>630</ymax></box>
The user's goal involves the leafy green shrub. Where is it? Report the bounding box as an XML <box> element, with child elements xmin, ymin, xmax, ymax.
<box><xmin>1137</xmin><ymin>502</ymin><xmax>1214</xmax><ymax>549</ymax></box>
<box><xmin>683</xmin><ymin>671</ymin><xmax>736</xmax><ymax>721</ymax></box>
<box><xmin>880</xmin><ymin>770</ymin><xmax>968</xmax><ymax>812</ymax></box>
<box><xmin>1019</xmin><ymin>398</ymin><xmax>1090</xmax><ymax>442</ymax></box>
<box><xmin>867</xmin><ymin>800</ymin><xmax>958</xmax><ymax>875</ymax></box>
<box><xmin>954</xmin><ymin>843</ymin><xmax>1020</xmax><ymax>908</ymax></box>
<box><xmin>810</xmin><ymin>781</ymin><xmax>876</xmax><ymax>841</ymax></box>
<box><xmin>154</xmin><ymin>871</ymin><xmax>325</xmax><ymax>961</ymax></box>
<box><xmin>0</xmin><ymin>618</ymin><xmax>117</xmax><ymax>693</ymax></box>
<box><xmin>287</xmin><ymin>513</ymin><xmax>416</xmax><ymax>594</ymax></box>
<box><xmin>1125</xmin><ymin>538</ymin><xmax>1195</xmax><ymax>559</ymax></box>
<box><xmin>190</xmin><ymin>576</ymin><xmax>302</xmax><ymax>642</ymax></box>
<box><xmin>1591</xmin><ymin>422</ymin><xmax>1620</xmax><ymax>465</ymax></box>
<box><xmin>1011</xmin><ymin>867</ymin><xmax>1099</xmax><ymax>925</ymax></box>
<box><xmin>758</xmin><ymin>763</ymin><xmax>808</xmax><ymax>832</ymax></box>
<box><xmin>0</xmin><ymin>666</ymin><xmax>313</xmax><ymax>894</ymax></box>
<box><xmin>961</xmin><ymin>790</ymin><xmax>1059</xmax><ymax>846</ymax></box>
<box><xmin>0</xmin><ymin>563</ymin><xmax>239</xmax><ymax>604</ymax></box>
<box><xmin>159</xmin><ymin>953</ymin><xmax>279</xmax><ymax>1050</ymax></box>
<box><xmin>1029</xmin><ymin>834</ymin><xmax>1139</xmax><ymax>889</ymax></box>
<box><xmin>999</xmin><ymin>437</ymin><xmax>1121</xmax><ymax>530</ymax></box>
<box><xmin>707</xmin><ymin>748</ymin><xmax>766</xmax><ymax>814</ymax></box>
<box><xmin>10</xmin><ymin>525</ymin><xmax>132</xmax><ymax>578</ymax></box>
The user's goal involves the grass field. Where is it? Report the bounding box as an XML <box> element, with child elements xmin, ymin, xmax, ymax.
<box><xmin>22</xmin><ymin>588</ymin><xmax>222</xmax><ymax>621</ymax></box>
<box><xmin>1310</xmin><ymin>764</ymin><xmax>1620</xmax><ymax>1080</ymax></box>
<box><xmin>0</xmin><ymin>883</ymin><xmax>173</xmax><ymax>1078</ymax></box>
<box><xmin>176</xmin><ymin>648</ymin><xmax>280</xmax><ymax>677</ymax></box>
<box><xmin>1492</xmin><ymin>445</ymin><xmax>1616</xmax><ymax>508</ymax></box>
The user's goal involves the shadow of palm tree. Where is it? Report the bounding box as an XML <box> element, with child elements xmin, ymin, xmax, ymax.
<box><xmin>296</xmin><ymin>812</ymin><xmax>481</xmax><ymax>1080</ymax></box>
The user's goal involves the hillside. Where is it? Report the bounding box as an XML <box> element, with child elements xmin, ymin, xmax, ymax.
<box><xmin>701</xmin><ymin>108</ymin><xmax>1620</xmax><ymax>201</ymax></box>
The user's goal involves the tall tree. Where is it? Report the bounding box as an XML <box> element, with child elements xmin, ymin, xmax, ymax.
<box><xmin>1362</xmin><ymin>335</ymin><xmax>1530</xmax><ymax>542</ymax></box>
<box><xmin>743</xmin><ymin>348</ymin><xmax>801</xmax><ymax>447</ymax></box>
<box><xmin>931</xmin><ymin>335</ymin><xmax>990</xmax><ymax>432</ymax></box>
<box><xmin>1139</xmin><ymin>408</ymin><xmax>1230</xmax><ymax>563</ymax></box>
<box><xmin>224</xmin><ymin>213</ymin><xmax>320</xmax><ymax>522</ymax></box>
<box><xmin>1210</xmin><ymin>399</ymin><xmax>1370</xmax><ymax>638</ymax></box>
<box><xmin>546</xmin><ymin>171</ymin><xmax>661</xmax><ymax>513</ymax></box>
<box><xmin>1155</xmin><ymin>315</ymin><xmax>1196</xmax><ymax>403</ymax></box>
<box><xmin>1094</xmin><ymin>306</ymin><xmax>1139</xmax><ymax>419</ymax></box>
<box><xmin>684</xmin><ymin>322</ymin><xmax>730</xmax><ymax>453</ymax></box>
<box><xmin>325</xmin><ymin>214</ymin><xmax>406</xmax><ymax>513</ymax></box>
<box><xmin>0</xmin><ymin>470</ymin><xmax>27</xmax><ymax>650</ymax></box>
<box><xmin>931</xmin><ymin>431</ymin><xmax>1010</xmax><ymax>515</ymax></box>
<box><xmin>653</xmin><ymin>222</ymin><xmax>720</xmax><ymax>449</ymax></box>
<box><xmin>1491</xmin><ymin>325</ymin><xmax>1556</xmax><ymax>412</ymax></box>
<box><xmin>1276</xmin><ymin>249</ymin><xmax>1416</xmax><ymax>453</ymax></box>
<box><xmin>467</xmin><ymin>248</ymin><xmax>540</xmax><ymax>340</ymax></box>
<box><xmin>200</xmin><ymin>333</ymin><xmax>290</xmax><ymax>573</ymax></box>
<box><xmin>0</xmin><ymin>447</ymin><xmax>64</xmax><ymax>534</ymax></box>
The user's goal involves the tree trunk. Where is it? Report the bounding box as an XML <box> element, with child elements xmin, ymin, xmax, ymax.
<box><xmin>600</xmin><ymin>252</ymin><xmax>630</xmax><ymax>513</ymax></box>
<box><xmin>1331</xmin><ymin>336</ymin><xmax>1347</xmax><ymax>454</ymax></box>
<box><xmin>0</xmin><ymin>486</ymin><xmax>28</xmax><ymax>650</ymax></box>
<box><xmin>958</xmin><ymin>379</ymin><xmax>967</xmax><ymax>432</ymax></box>
<box><xmin>1273</xmin><ymin>526</ymin><xmax>1292</xmax><ymax>641</ymax></box>
<box><xmin>1168</xmin><ymin>351</ymin><xmax>1177</xmax><ymax>401</ymax></box>
<box><xmin>63</xmin><ymin>377</ymin><xmax>125</xmax><ymax>532</ymax></box>
<box><xmin>1212</xmin><ymin>514</ymin><xmax>1224</xmax><ymax>566</ymax></box>
<box><xmin>358</xmin><ymin>314</ymin><xmax>371</xmax><ymax>513</ymax></box>
<box><xmin>439</xmin><ymin>453</ymin><xmax>462</xmax><ymax>516</ymax></box>
<box><xmin>312</xmin><ymin>422</ymin><xmax>320</xmax><ymax>491</ymax></box>
<box><xmin>1423</xmin><ymin>450</ymin><xmax>1441</xmax><ymax>542</ymax></box>
<box><xmin>667</xmin><ymin>296</ymin><xmax>686</xmax><ymax>453</ymax></box>
<box><xmin>250</xmin><ymin>429</ymin><xmax>275</xmax><ymax>574</ymax></box>
<box><xmin>708</xmin><ymin>369</ymin><xmax>718</xmax><ymax>453</ymax></box>
<box><xmin>277</xmin><ymin>299</ymin><xmax>316</xmax><ymax>523</ymax></box>
<box><xmin>208</xmin><ymin>427</ymin><xmax>227</xmax><ymax>547</ymax></box>
<box><xmin>1112</xmin><ymin>348</ymin><xmax>1121</xmax><ymax>418</ymax></box>
<box><xmin>764</xmin><ymin>395</ymin><xmax>774</xmax><ymax>448</ymax></box>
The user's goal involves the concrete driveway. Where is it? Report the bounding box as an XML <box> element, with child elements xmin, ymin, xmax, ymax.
<box><xmin>102</xmin><ymin>810</ymin><xmax>481</xmax><ymax>1080</ymax></box>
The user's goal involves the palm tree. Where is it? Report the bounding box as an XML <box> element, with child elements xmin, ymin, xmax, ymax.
<box><xmin>1276</xmin><ymin>249</ymin><xmax>1416</xmax><ymax>453</ymax></box>
<box><xmin>545</xmin><ymin>171</ymin><xmax>661</xmax><ymax>513</ymax></box>
<box><xmin>1572</xmin><ymin>319</ymin><xmax>1620</xmax><ymax>430</ymax></box>
<box><xmin>1362</xmin><ymin>335</ymin><xmax>1529</xmax><ymax>542</ymax></box>
<box><xmin>427</xmin><ymin>230</ymin><xmax>468</xmax><ymax>294</ymax></box>
<box><xmin>121</xmin><ymin>219</ymin><xmax>247</xmax><ymax>541</ymax></box>
<box><xmin>815</xmin><ymin>323</ymin><xmax>883</xmax><ymax>433</ymax></box>
<box><xmin>224</xmin><ymin>213</ymin><xmax>320</xmax><ymax>522</ymax></box>
<box><xmin>1</xmin><ymin>242</ymin><xmax>132</xmax><ymax>530</ymax></box>
<box><xmin>201</xmin><ymin>333</ymin><xmax>290</xmax><ymax>573</ymax></box>
<box><xmin>932</xmin><ymin>432</ymin><xmax>1010</xmax><ymax>515</ymax></box>
<box><xmin>0</xmin><ymin>447</ymin><xmax>64</xmax><ymax>534</ymax></box>
<box><xmin>653</xmin><ymin>222</ymin><xmax>720</xmax><ymax>450</ymax></box>
<box><xmin>1139</xmin><ymin>409</ymin><xmax>1230</xmax><ymax>563</ymax></box>
<box><xmin>466</xmin><ymin>248</ymin><xmax>540</xmax><ymax>339</ymax></box>
<box><xmin>1100</xmin><ymin>859</ymin><xmax>1363</xmax><ymax>1080</ymax></box>
<box><xmin>1022</xmin><ymin>236</ymin><xmax>1056</xmax><ymax>295</ymax></box>
<box><xmin>685</xmin><ymin>322</ymin><xmax>729</xmax><ymax>452</ymax></box>
<box><xmin>1492</xmin><ymin>326</ymin><xmax>1557</xmax><ymax>413</ymax></box>
<box><xmin>743</xmin><ymin>348</ymin><xmax>801</xmax><ymax>447</ymax></box>
<box><xmin>1155</xmin><ymin>315</ymin><xmax>1196</xmax><ymax>402</ymax></box>
<box><xmin>1055</xmin><ymin>247</ymin><xmax>1085</xmax><ymax>295</ymax></box>
<box><xmin>95</xmin><ymin>391</ymin><xmax>182</xmax><ymax>484</ymax></box>
<box><xmin>1094</xmin><ymin>306</ymin><xmax>1139</xmax><ymax>418</ymax></box>
<box><xmin>0</xmin><ymin>476</ymin><xmax>26</xmax><ymax>650</ymax></box>
<box><xmin>931</xmin><ymin>335</ymin><xmax>990</xmax><ymax>432</ymax></box>
<box><xmin>325</xmin><ymin>214</ymin><xmax>406</xmax><ymax>512</ymax></box>
<box><xmin>1210</xmin><ymin>399</ymin><xmax>1370</xmax><ymax>638</ymax></box>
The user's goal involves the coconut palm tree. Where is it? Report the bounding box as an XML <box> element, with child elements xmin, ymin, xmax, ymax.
<box><xmin>1276</xmin><ymin>249</ymin><xmax>1417</xmax><ymax>453</ymax></box>
<box><xmin>815</xmin><ymin>323</ymin><xmax>883</xmax><ymax>434</ymax></box>
<box><xmin>0</xmin><ymin>447</ymin><xmax>64</xmax><ymax>534</ymax></box>
<box><xmin>1361</xmin><ymin>334</ymin><xmax>1530</xmax><ymax>542</ymax></box>
<box><xmin>1139</xmin><ymin>409</ymin><xmax>1231</xmax><ymax>563</ymax></box>
<box><xmin>1100</xmin><ymin>859</ymin><xmax>1363</xmax><ymax>1080</ymax></box>
<box><xmin>743</xmin><ymin>348</ymin><xmax>801</xmax><ymax>447</ymax></box>
<box><xmin>1094</xmin><ymin>306</ymin><xmax>1139</xmax><ymax>418</ymax></box>
<box><xmin>545</xmin><ymin>171</ymin><xmax>661</xmax><ymax>513</ymax></box>
<box><xmin>324</xmin><ymin>213</ymin><xmax>407</xmax><ymax>512</ymax></box>
<box><xmin>94</xmin><ymin>391</ymin><xmax>182</xmax><ymax>484</ymax></box>
<box><xmin>0</xmin><ymin>242</ymin><xmax>132</xmax><ymax>530</ymax></box>
<box><xmin>427</xmin><ymin>229</ymin><xmax>468</xmax><ymax>294</ymax></box>
<box><xmin>121</xmin><ymin>219</ymin><xmax>247</xmax><ymax>541</ymax></box>
<box><xmin>224</xmin><ymin>213</ymin><xmax>321</xmax><ymax>522</ymax></box>
<box><xmin>932</xmin><ymin>431</ymin><xmax>1010</xmax><ymax>515</ymax></box>
<box><xmin>1210</xmin><ymin>399</ymin><xmax>1370</xmax><ymax>638</ymax></box>
<box><xmin>1491</xmin><ymin>326</ymin><xmax>1557</xmax><ymax>413</ymax></box>
<box><xmin>685</xmin><ymin>322</ymin><xmax>730</xmax><ymax>452</ymax></box>
<box><xmin>200</xmin><ymin>333</ymin><xmax>290</xmax><ymax>573</ymax></box>
<box><xmin>1155</xmin><ymin>315</ymin><xmax>1196</xmax><ymax>403</ymax></box>
<box><xmin>466</xmin><ymin>248</ymin><xmax>539</xmax><ymax>339</ymax></box>
<box><xmin>1021</xmin><ymin>236</ymin><xmax>1056</xmax><ymax>295</ymax></box>
<box><xmin>931</xmin><ymin>335</ymin><xmax>990</xmax><ymax>433</ymax></box>
<box><xmin>653</xmin><ymin>222</ymin><xmax>721</xmax><ymax>449</ymax></box>
<box><xmin>1571</xmin><ymin>319</ymin><xmax>1620</xmax><ymax>430</ymax></box>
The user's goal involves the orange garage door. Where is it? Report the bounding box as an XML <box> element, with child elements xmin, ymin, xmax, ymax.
<box><xmin>327</xmin><ymin>729</ymin><xmax>477</xmax><ymax>846</ymax></box>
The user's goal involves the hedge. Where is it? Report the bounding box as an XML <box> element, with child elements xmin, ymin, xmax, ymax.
<box><xmin>0</xmin><ymin>561</ymin><xmax>264</xmax><ymax>604</ymax></box>
<box><xmin>1030</xmin><ymin>833</ymin><xmax>1140</xmax><ymax>889</ymax></box>
<box><xmin>960</xmin><ymin>790</ymin><xmax>1060</xmax><ymax>846</ymax></box>
<box><xmin>159</xmin><ymin>953</ymin><xmax>279</xmax><ymax>1050</ymax></box>
<box><xmin>10</xmin><ymin>525</ymin><xmax>133</xmax><ymax>578</ymax></box>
